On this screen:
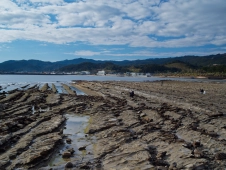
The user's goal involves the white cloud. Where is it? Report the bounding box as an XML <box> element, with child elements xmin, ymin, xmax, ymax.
<box><xmin>29</xmin><ymin>0</ymin><xmax>63</xmax><ymax>4</ymax></box>
<box><xmin>0</xmin><ymin>0</ymin><xmax>225</xmax><ymax>48</ymax></box>
<box><xmin>72</xmin><ymin>50</ymin><xmax>101</xmax><ymax>56</ymax></box>
<box><xmin>65</xmin><ymin>48</ymin><xmax>226</xmax><ymax>59</ymax></box>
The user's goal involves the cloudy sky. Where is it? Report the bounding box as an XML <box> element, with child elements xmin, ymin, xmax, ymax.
<box><xmin>0</xmin><ymin>0</ymin><xmax>226</xmax><ymax>62</ymax></box>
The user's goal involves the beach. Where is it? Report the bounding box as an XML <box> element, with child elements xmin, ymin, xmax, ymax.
<box><xmin>0</xmin><ymin>80</ymin><xmax>226</xmax><ymax>169</ymax></box>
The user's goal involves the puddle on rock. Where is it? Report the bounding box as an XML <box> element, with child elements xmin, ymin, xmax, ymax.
<box><xmin>55</xmin><ymin>86</ymin><xmax>65</xmax><ymax>94</ymax></box>
<box><xmin>31</xmin><ymin>106</ymin><xmax>50</xmax><ymax>114</ymax></box>
<box><xmin>39</xmin><ymin>107</ymin><xmax>50</xmax><ymax>112</ymax></box>
<box><xmin>53</xmin><ymin>82</ymin><xmax>86</xmax><ymax>95</ymax></box>
<box><xmin>53</xmin><ymin>82</ymin><xmax>67</xmax><ymax>94</ymax></box>
<box><xmin>48</xmin><ymin>114</ymin><xmax>94</xmax><ymax>167</ymax></box>
<box><xmin>70</xmin><ymin>86</ymin><xmax>86</xmax><ymax>95</ymax></box>
<box><xmin>32</xmin><ymin>106</ymin><xmax>36</xmax><ymax>114</ymax></box>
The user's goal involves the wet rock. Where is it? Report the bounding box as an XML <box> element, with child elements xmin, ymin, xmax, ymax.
<box><xmin>193</xmin><ymin>140</ymin><xmax>201</xmax><ymax>148</ymax></box>
<box><xmin>65</xmin><ymin>161</ymin><xmax>73</xmax><ymax>168</ymax></box>
<box><xmin>78</xmin><ymin>146</ymin><xmax>86</xmax><ymax>151</ymax></box>
<box><xmin>62</xmin><ymin>84</ymin><xmax>77</xmax><ymax>95</ymax></box>
<box><xmin>206</xmin><ymin>131</ymin><xmax>218</xmax><ymax>137</ymax></box>
<box><xmin>182</xmin><ymin>142</ymin><xmax>193</xmax><ymax>149</ymax></box>
<box><xmin>185</xmin><ymin>164</ymin><xmax>194</xmax><ymax>170</ymax></box>
<box><xmin>80</xmin><ymin>165</ymin><xmax>90</xmax><ymax>169</ymax></box>
<box><xmin>108</xmin><ymin>118</ymin><xmax>117</xmax><ymax>122</ymax></box>
<box><xmin>59</xmin><ymin>129</ymin><xmax>63</xmax><ymax>134</ymax></box>
<box><xmin>67</xmin><ymin>148</ymin><xmax>75</xmax><ymax>154</ymax></box>
<box><xmin>88</xmin><ymin>129</ymin><xmax>96</xmax><ymax>134</ymax></box>
<box><xmin>169</xmin><ymin>162</ymin><xmax>177</xmax><ymax>170</ymax></box>
<box><xmin>154</xmin><ymin>159</ymin><xmax>169</xmax><ymax>167</ymax></box>
<box><xmin>215</xmin><ymin>153</ymin><xmax>226</xmax><ymax>160</ymax></box>
<box><xmin>207</xmin><ymin>111</ymin><xmax>223</xmax><ymax>118</ymax></box>
<box><xmin>62</xmin><ymin>151</ymin><xmax>71</xmax><ymax>158</ymax></box>
<box><xmin>140</xmin><ymin>113</ymin><xmax>146</xmax><ymax>117</ymax></box>
<box><xmin>17</xmin><ymin>124</ymin><xmax>24</xmax><ymax>129</ymax></box>
<box><xmin>156</xmin><ymin>151</ymin><xmax>167</xmax><ymax>159</ymax></box>
<box><xmin>66</xmin><ymin>138</ymin><xmax>72</xmax><ymax>144</ymax></box>
<box><xmin>2</xmin><ymin>126</ymin><xmax>8</xmax><ymax>131</ymax></box>
<box><xmin>9</xmin><ymin>154</ymin><xmax>17</xmax><ymax>159</ymax></box>
<box><xmin>137</xmin><ymin>110</ymin><xmax>142</xmax><ymax>114</ymax></box>
<box><xmin>0</xmin><ymin>104</ymin><xmax>6</xmax><ymax>111</ymax></box>
<box><xmin>155</xmin><ymin>166</ymin><xmax>168</xmax><ymax>170</ymax></box>
<box><xmin>193</xmin><ymin>148</ymin><xmax>203</xmax><ymax>158</ymax></box>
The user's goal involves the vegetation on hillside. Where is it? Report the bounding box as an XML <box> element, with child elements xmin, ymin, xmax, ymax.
<box><xmin>0</xmin><ymin>53</ymin><xmax>225</xmax><ymax>76</ymax></box>
<box><xmin>59</xmin><ymin>60</ymin><xmax>226</xmax><ymax>77</ymax></box>
<box><xmin>59</xmin><ymin>62</ymin><xmax>183</xmax><ymax>74</ymax></box>
<box><xmin>59</xmin><ymin>62</ymin><xmax>130</xmax><ymax>74</ymax></box>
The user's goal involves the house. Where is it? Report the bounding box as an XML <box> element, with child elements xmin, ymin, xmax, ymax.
<box><xmin>131</xmin><ymin>72</ymin><xmax>137</xmax><ymax>77</ymax></box>
<box><xmin>146</xmin><ymin>73</ymin><xmax>151</xmax><ymax>77</ymax></box>
<box><xmin>97</xmin><ymin>70</ymin><xmax>106</xmax><ymax>76</ymax></box>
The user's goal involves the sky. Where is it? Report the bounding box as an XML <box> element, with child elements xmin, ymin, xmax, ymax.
<box><xmin>0</xmin><ymin>0</ymin><xmax>226</xmax><ymax>62</ymax></box>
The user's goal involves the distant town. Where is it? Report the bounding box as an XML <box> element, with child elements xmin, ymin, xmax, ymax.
<box><xmin>0</xmin><ymin>53</ymin><xmax>225</xmax><ymax>78</ymax></box>
<box><xmin>0</xmin><ymin>70</ymin><xmax>152</xmax><ymax>77</ymax></box>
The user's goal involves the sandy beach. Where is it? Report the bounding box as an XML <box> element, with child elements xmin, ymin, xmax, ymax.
<box><xmin>0</xmin><ymin>80</ymin><xmax>226</xmax><ymax>169</ymax></box>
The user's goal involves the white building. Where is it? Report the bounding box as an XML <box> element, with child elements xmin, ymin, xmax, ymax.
<box><xmin>146</xmin><ymin>73</ymin><xmax>151</xmax><ymax>77</ymax></box>
<box><xmin>131</xmin><ymin>72</ymin><xmax>137</xmax><ymax>77</ymax></box>
<box><xmin>97</xmin><ymin>70</ymin><xmax>106</xmax><ymax>76</ymax></box>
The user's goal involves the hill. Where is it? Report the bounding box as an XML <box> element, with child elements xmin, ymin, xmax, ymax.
<box><xmin>165</xmin><ymin>61</ymin><xmax>197</xmax><ymax>72</ymax></box>
<box><xmin>0</xmin><ymin>58</ymin><xmax>101</xmax><ymax>72</ymax></box>
<box><xmin>0</xmin><ymin>53</ymin><xmax>225</xmax><ymax>72</ymax></box>
<box><xmin>59</xmin><ymin>62</ymin><xmax>129</xmax><ymax>74</ymax></box>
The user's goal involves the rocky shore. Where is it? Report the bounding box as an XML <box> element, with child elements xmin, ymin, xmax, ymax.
<box><xmin>0</xmin><ymin>80</ymin><xmax>226</xmax><ymax>169</ymax></box>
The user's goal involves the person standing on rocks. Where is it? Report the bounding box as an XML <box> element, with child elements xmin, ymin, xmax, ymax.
<box><xmin>130</xmin><ymin>91</ymin><xmax>134</xmax><ymax>98</ymax></box>
<box><xmin>200</xmin><ymin>89</ymin><xmax>205</xmax><ymax>94</ymax></box>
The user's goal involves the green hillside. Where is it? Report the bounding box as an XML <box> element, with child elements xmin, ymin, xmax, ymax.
<box><xmin>0</xmin><ymin>53</ymin><xmax>225</xmax><ymax>73</ymax></box>
<box><xmin>165</xmin><ymin>61</ymin><xmax>197</xmax><ymax>72</ymax></box>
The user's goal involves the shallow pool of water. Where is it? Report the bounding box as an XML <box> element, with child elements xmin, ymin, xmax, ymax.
<box><xmin>70</xmin><ymin>86</ymin><xmax>86</xmax><ymax>95</ymax></box>
<box><xmin>48</xmin><ymin>114</ymin><xmax>94</xmax><ymax>167</ymax></box>
<box><xmin>55</xmin><ymin>85</ymin><xmax>65</xmax><ymax>94</ymax></box>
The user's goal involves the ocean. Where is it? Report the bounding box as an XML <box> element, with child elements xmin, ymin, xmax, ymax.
<box><xmin>0</xmin><ymin>74</ymin><xmax>225</xmax><ymax>93</ymax></box>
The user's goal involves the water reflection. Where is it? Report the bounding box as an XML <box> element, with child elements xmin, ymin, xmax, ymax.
<box><xmin>48</xmin><ymin>114</ymin><xmax>94</xmax><ymax>167</ymax></box>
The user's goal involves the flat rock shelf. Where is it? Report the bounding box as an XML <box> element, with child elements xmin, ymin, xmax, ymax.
<box><xmin>0</xmin><ymin>80</ymin><xmax>226</xmax><ymax>169</ymax></box>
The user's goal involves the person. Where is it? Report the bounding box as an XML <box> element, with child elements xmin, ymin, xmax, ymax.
<box><xmin>130</xmin><ymin>91</ymin><xmax>134</xmax><ymax>98</ymax></box>
<box><xmin>200</xmin><ymin>89</ymin><xmax>205</xmax><ymax>94</ymax></box>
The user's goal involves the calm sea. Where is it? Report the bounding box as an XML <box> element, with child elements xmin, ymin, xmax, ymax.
<box><xmin>0</xmin><ymin>75</ymin><xmax>171</xmax><ymax>93</ymax></box>
<box><xmin>0</xmin><ymin>74</ymin><xmax>225</xmax><ymax>94</ymax></box>
<box><xmin>0</xmin><ymin>74</ymin><xmax>225</xmax><ymax>85</ymax></box>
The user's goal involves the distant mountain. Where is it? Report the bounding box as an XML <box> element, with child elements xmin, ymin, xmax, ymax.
<box><xmin>0</xmin><ymin>58</ymin><xmax>101</xmax><ymax>72</ymax></box>
<box><xmin>0</xmin><ymin>60</ymin><xmax>53</xmax><ymax>72</ymax></box>
<box><xmin>170</xmin><ymin>53</ymin><xmax>226</xmax><ymax>66</ymax></box>
<box><xmin>0</xmin><ymin>53</ymin><xmax>225</xmax><ymax>72</ymax></box>
<box><xmin>59</xmin><ymin>62</ymin><xmax>130</xmax><ymax>74</ymax></box>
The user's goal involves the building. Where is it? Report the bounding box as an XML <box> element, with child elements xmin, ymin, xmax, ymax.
<box><xmin>146</xmin><ymin>73</ymin><xmax>151</xmax><ymax>77</ymax></box>
<box><xmin>97</xmin><ymin>70</ymin><xmax>106</xmax><ymax>76</ymax></box>
<box><xmin>131</xmin><ymin>72</ymin><xmax>137</xmax><ymax>77</ymax></box>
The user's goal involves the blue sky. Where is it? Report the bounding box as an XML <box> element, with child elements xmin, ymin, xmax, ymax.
<box><xmin>0</xmin><ymin>0</ymin><xmax>226</xmax><ymax>62</ymax></box>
